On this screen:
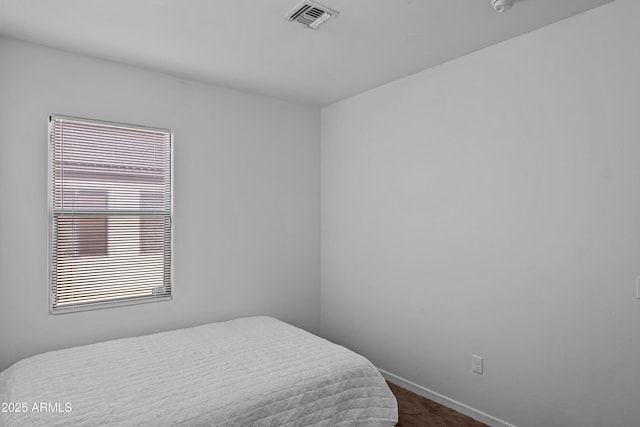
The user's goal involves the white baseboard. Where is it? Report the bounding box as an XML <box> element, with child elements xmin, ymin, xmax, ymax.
<box><xmin>378</xmin><ymin>368</ymin><xmax>517</xmax><ymax>427</ymax></box>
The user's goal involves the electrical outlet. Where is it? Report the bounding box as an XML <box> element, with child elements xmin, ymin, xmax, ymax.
<box><xmin>472</xmin><ymin>355</ymin><xmax>483</xmax><ymax>375</ymax></box>
<box><xmin>637</xmin><ymin>277</ymin><xmax>640</xmax><ymax>299</ymax></box>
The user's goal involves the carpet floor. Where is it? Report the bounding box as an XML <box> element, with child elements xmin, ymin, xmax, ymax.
<box><xmin>387</xmin><ymin>381</ymin><xmax>489</xmax><ymax>427</ymax></box>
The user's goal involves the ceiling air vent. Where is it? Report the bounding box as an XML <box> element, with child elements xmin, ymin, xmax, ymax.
<box><xmin>285</xmin><ymin>0</ymin><xmax>339</xmax><ymax>29</ymax></box>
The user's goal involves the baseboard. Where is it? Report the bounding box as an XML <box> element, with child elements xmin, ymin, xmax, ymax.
<box><xmin>378</xmin><ymin>368</ymin><xmax>517</xmax><ymax>427</ymax></box>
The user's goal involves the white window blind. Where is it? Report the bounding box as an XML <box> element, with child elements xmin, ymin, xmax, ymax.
<box><xmin>49</xmin><ymin>115</ymin><xmax>172</xmax><ymax>313</ymax></box>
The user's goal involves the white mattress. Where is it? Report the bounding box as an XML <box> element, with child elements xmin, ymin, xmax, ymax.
<box><xmin>0</xmin><ymin>316</ymin><xmax>397</xmax><ymax>426</ymax></box>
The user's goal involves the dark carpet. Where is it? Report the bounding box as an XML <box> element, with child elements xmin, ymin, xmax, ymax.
<box><xmin>387</xmin><ymin>381</ymin><xmax>489</xmax><ymax>427</ymax></box>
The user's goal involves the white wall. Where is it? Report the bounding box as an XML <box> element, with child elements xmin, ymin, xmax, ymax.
<box><xmin>0</xmin><ymin>37</ymin><xmax>320</xmax><ymax>372</ymax></box>
<box><xmin>321</xmin><ymin>1</ymin><xmax>640</xmax><ymax>426</ymax></box>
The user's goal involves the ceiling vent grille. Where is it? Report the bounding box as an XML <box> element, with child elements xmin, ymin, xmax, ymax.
<box><xmin>285</xmin><ymin>1</ymin><xmax>339</xmax><ymax>29</ymax></box>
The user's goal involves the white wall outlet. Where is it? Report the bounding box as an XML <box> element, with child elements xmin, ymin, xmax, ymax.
<box><xmin>472</xmin><ymin>354</ymin><xmax>483</xmax><ymax>375</ymax></box>
<box><xmin>636</xmin><ymin>277</ymin><xmax>640</xmax><ymax>299</ymax></box>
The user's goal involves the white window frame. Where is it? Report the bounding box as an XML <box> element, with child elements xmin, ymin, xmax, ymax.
<box><xmin>48</xmin><ymin>115</ymin><xmax>174</xmax><ymax>314</ymax></box>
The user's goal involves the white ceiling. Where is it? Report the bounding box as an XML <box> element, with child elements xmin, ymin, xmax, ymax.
<box><xmin>0</xmin><ymin>0</ymin><xmax>614</xmax><ymax>106</ymax></box>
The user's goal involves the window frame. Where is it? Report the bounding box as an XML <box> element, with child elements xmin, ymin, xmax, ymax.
<box><xmin>48</xmin><ymin>114</ymin><xmax>174</xmax><ymax>314</ymax></box>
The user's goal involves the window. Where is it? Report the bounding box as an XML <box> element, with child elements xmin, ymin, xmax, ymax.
<box><xmin>49</xmin><ymin>115</ymin><xmax>172</xmax><ymax>313</ymax></box>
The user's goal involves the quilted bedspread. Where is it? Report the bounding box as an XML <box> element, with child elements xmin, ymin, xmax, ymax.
<box><xmin>0</xmin><ymin>316</ymin><xmax>397</xmax><ymax>426</ymax></box>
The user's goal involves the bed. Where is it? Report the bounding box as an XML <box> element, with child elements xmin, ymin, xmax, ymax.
<box><xmin>0</xmin><ymin>316</ymin><xmax>398</xmax><ymax>426</ymax></box>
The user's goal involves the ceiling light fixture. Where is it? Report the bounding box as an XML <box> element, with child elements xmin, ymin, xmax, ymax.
<box><xmin>491</xmin><ymin>0</ymin><xmax>514</xmax><ymax>13</ymax></box>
